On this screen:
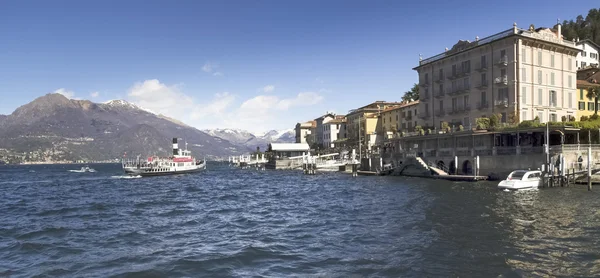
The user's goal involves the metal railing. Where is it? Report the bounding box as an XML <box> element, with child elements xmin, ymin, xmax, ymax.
<box><xmin>494</xmin><ymin>98</ymin><xmax>509</xmax><ymax>107</ymax></box>
<box><xmin>477</xmin><ymin>101</ymin><xmax>489</xmax><ymax>110</ymax></box>
<box><xmin>494</xmin><ymin>76</ymin><xmax>508</xmax><ymax>85</ymax></box>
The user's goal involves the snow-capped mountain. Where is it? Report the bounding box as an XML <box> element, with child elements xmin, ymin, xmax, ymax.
<box><xmin>203</xmin><ymin>128</ymin><xmax>295</xmax><ymax>151</ymax></box>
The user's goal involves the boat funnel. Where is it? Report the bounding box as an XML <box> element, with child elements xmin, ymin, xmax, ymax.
<box><xmin>173</xmin><ymin>138</ymin><xmax>179</xmax><ymax>155</ymax></box>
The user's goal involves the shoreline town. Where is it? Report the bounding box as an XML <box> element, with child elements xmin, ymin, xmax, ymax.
<box><xmin>254</xmin><ymin>22</ymin><xmax>600</xmax><ymax>185</ymax></box>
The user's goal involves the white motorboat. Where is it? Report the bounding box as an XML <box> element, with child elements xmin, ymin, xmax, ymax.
<box><xmin>69</xmin><ymin>166</ymin><xmax>96</xmax><ymax>173</ymax></box>
<box><xmin>498</xmin><ymin>170</ymin><xmax>542</xmax><ymax>190</ymax></box>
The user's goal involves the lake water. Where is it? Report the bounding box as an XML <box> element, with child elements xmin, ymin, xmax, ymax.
<box><xmin>1</xmin><ymin>163</ymin><xmax>599</xmax><ymax>277</ymax></box>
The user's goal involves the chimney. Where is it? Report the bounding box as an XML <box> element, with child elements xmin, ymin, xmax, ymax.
<box><xmin>475</xmin><ymin>36</ymin><xmax>479</xmax><ymax>42</ymax></box>
<box><xmin>172</xmin><ymin>138</ymin><xmax>179</xmax><ymax>156</ymax></box>
<box><xmin>445</xmin><ymin>47</ymin><xmax>448</xmax><ymax>52</ymax></box>
<box><xmin>557</xmin><ymin>22</ymin><xmax>562</xmax><ymax>39</ymax></box>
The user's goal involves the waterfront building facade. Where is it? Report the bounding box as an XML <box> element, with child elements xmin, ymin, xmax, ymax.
<box><xmin>415</xmin><ymin>23</ymin><xmax>579</xmax><ymax>129</ymax></box>
<box><xmin>576</xmin><ymin>66</ymin><xmax>600</xmax><ymax>118</ymax></box>
<box><xmin>323</xmin><ymin>116</ymin><xmax>346</xmax><ymax>148</ymax></box>
<box><xmin>575</xmin><ymin>39</ymin><xmax>600</xmax><ymax>69</ymax></box>
<box><xmin>398</xmin><ymin>101</ymin><xmax>420</xmax><ymax>131</ymax></box>
<box><xmin>295</xmin><ymin>121</ymin><xmax>314</xmax><ymax>143</ymax></box>
<box><xmin>315</xmin><ymin>113</ymin><xmax>335</xmax><ymax>148</ymax></box>
<box><xmin>346</xmin><ymin>101</ymin><xmax>401</xmax><ymax>154</ymax></box>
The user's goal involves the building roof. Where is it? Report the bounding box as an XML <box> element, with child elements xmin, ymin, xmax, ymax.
<box><xmin>314</xmin><ymin>112</ymin><xmax>336</xmax><ymax>121</ymax></box>
<box><xmin>381</xmin><ymin>100</ymin><xmax>420</xmax><ymax>113</ymax></box>
<box><xmin>577</xmin><ymin>67</ymin><xmax>600</xmax><ymax>88</ymax></box>
<box><xmin>576</xmin><ymin>39</ymin><xmax>600</xmax><ymax>52</ymax></box>
<box><xmin>327</xmin><ymin>118</ymin><xmax>347</xmax><ymax>124</ymax></box>
<box><xmin>268</xmin><ymin>143</ymin><xmax>310</xmax><ymax>152</ymax></box>
<box><xmin>415</xmin><ymin>24</ymin><xmax>579</xmax><ymax>69</ymax></box>
<box><xmin>347</xmin><ymin>101</ymin><xmax>403</xmax><ymax>116</ymax></box>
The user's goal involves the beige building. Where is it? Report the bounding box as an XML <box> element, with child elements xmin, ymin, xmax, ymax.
<box><xmin>324</xmin><ymin>116</ymin><xmax>347</xmax><ymax>148</ymax></box>
<box><xmin>415</xmin><ymin>23</ymin><xmax>579</xmax><ymax>129</ymax></box>
<box><xmin>295</xmin><ymin>121</ymin><xmax>314</xmax><ymax>144</ymax></box>
<box><xmin>346</xmin><ymin>101</ymin><xmax>401</xmax><ymax>155</ymax></box>
<box><xmin>379</xmin><ymin>100</ymin><xmax>420</xmax><ymax>139</ymax></box>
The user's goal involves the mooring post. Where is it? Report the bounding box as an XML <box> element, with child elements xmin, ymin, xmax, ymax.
<box><xmin>588</xmin><ymin>146</ymin><xmax>592</xmax><ymax>191</ymax></box>
<box><xmin>454</xmin><ymin>156</ymin><xmax>458</xmax><ymax>175</ymax></box>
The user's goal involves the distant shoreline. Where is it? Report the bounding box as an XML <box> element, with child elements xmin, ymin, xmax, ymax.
<box><xmin>15</xmin><ymin>161</ymin><xmax>120</xmax><ymax>165</ymax></box>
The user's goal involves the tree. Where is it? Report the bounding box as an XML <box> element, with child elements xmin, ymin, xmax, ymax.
<box><xmin>558</xmin><ymin>9</ymin><xmax>600</xmax><ymax>47</ymax></box>
<box><xmin>401</xmin><ymin>83</ymin><xmax>419</xmax><ymax>102</ymax></box>
<box><xmin>587</xmin><ymin>86</ymin><xmax>600</xmax><ymax>115</ymax></box>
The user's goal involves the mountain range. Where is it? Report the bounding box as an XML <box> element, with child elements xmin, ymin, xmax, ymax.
<box><xmin>0</xmin><ymin>93</ymin><xmax>253</xmax><ymax>163</ymax></box>
<box><xmin>202</xmin><ymin>128</ymin><xmax>295</xmax><ymax>151</ymax></box>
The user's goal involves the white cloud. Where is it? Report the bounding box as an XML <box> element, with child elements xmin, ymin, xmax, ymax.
<box><xmin>54</xmin><ymin>88</ymin><xmax>75</xmax><ymax>99</ymax></box>
<box><xmin>90</xmin><ymin>91</ymin><xmax>100</xmax><ymax>98</ymax></box>
<box><xmin>213</xmin><ymin>71</ymin><xmax>223</xmax><ymax>77</ymax></box>
<box><xmin>262</xmin><ymin>85</ymin><xmax>275</xmax><ymax>93</ymax></box>
<box><xmin>202</xmin><ymin>62</ymin><xmax>213</xmax><ymax>73</ymax></box>
<box><xmin>124</xmin><ymin>78</ymin><xmax>324</xmax><ymax>133</ymax></box>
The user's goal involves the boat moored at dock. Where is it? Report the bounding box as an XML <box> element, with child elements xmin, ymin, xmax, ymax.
<box><xmin>498</xmin><ymin>170</ymin><xmax>542</xmax><ymax>190</ymax></box>
<box><xmin>122</xmin><ymin>138</ymin><xmax>206</xmax><ymax>176</ymax></box>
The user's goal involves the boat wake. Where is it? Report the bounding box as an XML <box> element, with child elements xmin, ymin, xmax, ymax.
<box><xmin>111</xmin><ymin>175</ymin><xmax>142</xmax><ymax>179</ymax></box>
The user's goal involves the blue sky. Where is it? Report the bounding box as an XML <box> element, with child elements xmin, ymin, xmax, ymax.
<box><xmin>0</xmin><ymin>0</ymin><xmax>597</xmax><ymax>133</ymax></box>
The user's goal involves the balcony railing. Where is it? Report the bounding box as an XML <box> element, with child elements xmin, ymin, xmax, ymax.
<box><xmin>449</xmin><ymin>106</ymin><xmax>463</xmax><ymax>115</ymax></box>
<box><xmin>420</xmin><ymin>93</ymin><xmax>430</xmax><ymax>101</ymax></box>
<box><xmin>435</xmin><ymin>109</ymin><xmax>446</xmax><ymax>117</ymax></box>
<box><xmin>476</xmin><ymin>63</ymin><xmax>488</xmax><ymax>72</ymax></box>
<box><xmin>419</xmin><ymin>81</ymin><xmax>430</xmax><ymax>87</ymax></box>
<box><xmin>476</xmin><ymin>80</ymin><xmax>489</xmax><ymax>89</ymax></box>
<box><xmin>435</xmin><ymin>90</ymin><xmax>445</xmax><ymax>98</ymax></box>
<box><xmin>448</xmin><ymin>84</ymin><xmax>471</xmax><ymax>96</ymax></box>
<box><xmin>406</xmin><ymin>115</ymin><xmax>413</xmax><ymax>120</ymax></box>
<box><xmin>476</xmin><ymin>101</ymin><xmax>489</xmax><ymax>110</ymax></box>
<box><xmin>496</xmin><ymin>55</ymin><xmax>508</xmax><ymax>66</ymax></box>
<box><xmin>435</xmin><ymin>76</ymin><xmax>444</xmax><ymax>83</ymax></box>
<box><xmin>418</xmin><ymin>111</ymin><xmax>431</xmax><ymax>119</ymax></box>
<box><xmin>464</xmin><ymin>104</ymin><xmax>471</xmax><ymax>111</ymax></box>
<box><xmin>494</xmin><ymin>98</ymin><xmax>509</xmax><ymax>107</ymax></box>
<box><xmin>494</xmin><ymin>76</ymin><xmax>508</xmax><ymax>85</ymax></box>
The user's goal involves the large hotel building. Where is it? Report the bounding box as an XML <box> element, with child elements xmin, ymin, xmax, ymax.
<box><xmin>414</xmin><ymin>23</ymin><xmax>580</xmax><ymax>129</ymax></box>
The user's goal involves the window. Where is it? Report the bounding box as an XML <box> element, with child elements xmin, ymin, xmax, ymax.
<box><xmin>463</xmin><ymin>117</ymin><xmax>470</xmax><ymax>127</ymax></box>
<box><xmin>551</xmin><ymin>72</ymin><xmax>555</xmax><ymax>85</ymax></box>
<box><xmin>580</xmin><ymin>89</ymin><xmax>584</xmax><ymax>100</ymax></box>
<box><xmin>463</xmin><ymin>77</ymin><xmax>470</xmax><ymax>89</ymax></box>
<box><xmin>549</xmin><ymin>90</ymin><xmax>556</xmax><ymax>107</ymax></box>
<box><xmin>451</xmin><ymin>80</ymin><xmax>457</xmax><ymax>91</ymax></box>
<box><xmin>452</xmin><ymin>64</ymin><xmax>457</xmax><ymax>76</ymax></box>
<box><xmin>582</xmin><ymin>62</ymin><xmax>587</xmax><ymax>68</ymax></box>
<box><xmin>538</xmin><ymin>70</ymin><xmax>542</xmax><ymax>84</ymax></box>
<box><xmin>538</xmin><ymin>88</ymin><xmax>543</xmax><ymax>105</ymax></box>
<box><xmin>481</xmin><ymin>91</ymin><xmax>487</xmax><ymax>105</ymax></box>
<box><xmin>501</xmin><ymin>68</ymin><xmax>506</xmax><ymax>77</ymax></box>
<box><xmin>498</xmin><ymin>88</ymin><xmax>508</xmax><ymax>100</ymax></box>
<box><xmin>579</xmin><ymin>102</ymin><xmax>586</xmax><ymax>110</ymax></box>
<box><xmin>481</xmin><ymin>55</ymin><xmax>487</xmax><ymax>68</ymax></box>
<box><xmin>500</xmin><ymin>49</ymin><xmax>506</xmax><ymax>59</ymax></box>
<box><xmin>551</xmin><ymin>54</ymin><xmax>555</xmax><ymax>67</ymax></box>
<box><xmin>588</xmin><ymin>102</ymin><xmax>595</xmax><ymax>111</ymax></box>
<box><xmin>439</xmin><ymin>100</ymin><xmax>443</xmax><ymax>111</ymax></box>
<box><xmin>452</xmin><ymin>97</ymin><xmax>458</xmax><ymax>111</ymax></box>
<box><xmin>463</xmin><ymin>95</ymin><xmax>469</xmax><ymax>108</ymax></box>
<box><xmin>568</xmin><ymin>58</ymin><xmax>572</xmax><ymax>71</ymax></box>
<box><xmin>425</xmin><ymin>88</ymin><xmax>429</xmax><ymax>97</ymax></box>
<box><xmin>438</xmin><ymin>84</ymin><xmax>442</xmax><ymax>96</ymax></box>
<box><xmin>522</xmin><ymin>111</ymin><xmax>528</xmax><ymax>121</ymax></box>
<box><xmin>439</xmin><ymin>68</ymin><xmax>444</xmax><ymax>80</ymax></box>
<box><xmin>425</xmin><ymin>73</ymin><xmax>429</xmax><ymax>84</ymax></box>
<box><xmin>522</xmin><ymin>87</ymin><xmax>527</xmax><ymax>104</ymax></box>
<box><xmin>501</xmin><ymin>112</ymin><xmax>507</xmax><ymax>123</ymax></box>
<box><xmin>550</xmin><ymin>113</ymin><xmax>557</xmax><ymax>122</ymax></box>
<box><xmin>583</xmin><ymin>51</ymin><xmax>587</xmax><ymax>57</ymax></box>
<box><xmin>568</xmin><ymin>92</ymin><xmax>572</xmax><ymax>109</ymax></box>
<box><xmin>461</xmin><ymin>60</ymin><xmax>471</xmax><ymax>73</ymax></box>
<box><xmin>522</xmin><ymin>68</ymin><xmax>526</xmax><ymax>82</ymax></box>
<box><xmin>568</xmin><ymin>75</ymin><xmax>572</xmax><ymax>88</ymax></box>
<box><xmin>538</xmin><ymin>51</ymin><xmax>542</xmax><ymax>66</ymax></box>
<box><xmin>481</xmin><ymin>73</ymin><xmax>487</xmax><ymax>85</ymax></box>
<box><xmin>538</xmin><ymin>111</ymin><xmax>544</xmax><ymax>122</ymax></box>
<box><xmin>522</xmin><ymin>48</ymin><xmax>526</xmax><ymax>63</ymax></box>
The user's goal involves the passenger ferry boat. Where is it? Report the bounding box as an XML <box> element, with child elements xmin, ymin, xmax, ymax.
<box><xmin>122</xmin><ymin>138</ymin><xmax>206</xmax><ymax>176</ymax></box>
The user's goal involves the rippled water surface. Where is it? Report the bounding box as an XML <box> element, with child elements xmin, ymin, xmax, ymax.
<box><xmin>1</xmin><ymin>163</ymin><xmax>600</xmax><ymax>277</ymax></box>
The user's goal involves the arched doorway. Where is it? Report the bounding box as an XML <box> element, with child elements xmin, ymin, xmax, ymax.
<box><xmin>462</xmin><ymin>160</ymin><xmax>473</xmax><ymax>175</ymax></box>
<box><xmin>449</xmin><ymin>160</ymin><xmax>456</xmax><ymax>175</ymax></box>
<box><xmin>437</xmin><ymin>160</ymin><xmax>446</xmax><ymax>171</ymax></box>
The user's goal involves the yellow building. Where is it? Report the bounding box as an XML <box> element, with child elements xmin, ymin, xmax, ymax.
<box><xmin>379</xmin><ymin>100</ymin><xmax>420</xmax><ymax>138</ymax></box>
<box><xmin>576</xmin><ymin>67</ymin><xmax>600</xmax><ymax>120</ymax></box>
<box><xmin>346</xmin><ymin>101</ymin><xmax>402</xmax><ymax>155</ymax></box>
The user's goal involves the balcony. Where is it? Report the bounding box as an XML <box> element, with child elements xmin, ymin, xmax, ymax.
<box><xmin>420</xmin><ymin>92</ymin><xmax>430</xmax><ymax>101</ymax></box>
<box><xmin>406</xmin><ymin>115</ymin><xmax>413</xmax><ymax>120</ymax></box>
<box><xmin>494</xmin><ymin>98</ymin><xmax>509</xmax><ymax>108</ymax></box>
<box><xmin>464</xmin><ymin>104</ymin><xmax>471</xmax><ymax>111</ymax></box>
<box><xmin>419</xmin><ymin>81</ymin><xmax>430</xmax><ymax>87</ymax></box>
<box><xmin>435</xmin><ymin>76</ymin><xmax>445</xmax><ymax>83</ymax></box>
<box><xmin>494</xmin><ymin>76</ymin><xmax>508</xmax><ymax>85</ymax></box>
<box><xmin>447</xmin><ymin>72</ymin><xmax>460</xmax><ymax>80</ymax></box>
<box><xmin>476</xmin><ymin>63</ymin><xmax>488</xmax><ymax>72</ymax></box>
<box><xmin>418</xmin><ymin>111</ymin><xmax>431</xmax><ymax>120</ymax></box>
<box><xmin>476</xmin><ymin>101</ymin><xmax>489</xmax><ymax>110</ymax></box>
<box><xmin>435</xmin><ymin>109</ymin><xmax>446</xmax><ymax>117</ymax></box>
<box><xmin>435</xmin><ymin>90</ymin><xmax>445</xmax><ymax>98</ymax></box>
<box><xmin>475</xmin><ymin>80</ymin><xmax>489</xmax><ymax>89</ymax></box>
<box><xmin>448</xmin><ymin>106</ymin><xmax>463</xmax><ymax>115</ymax></box>
<box><xmin>495</xmin><ymin>55</ymin><xmax>508</xmax><ymax>67</ymax></box>
<box><xmin>448</xmin><ymin>84</ymin><xmax>471</xmax><ymax>96</ymax></box>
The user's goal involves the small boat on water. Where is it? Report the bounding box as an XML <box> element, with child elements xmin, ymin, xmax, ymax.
<box><xmin>69</xmin><ymin>166</ymin><xmax>96</xmax><ymax>173</ymax></box>
<box><xmin>122</xmin><ymin>138</ymin><xmax>206</xmax><ymax>177</ymax></box>
<box><xmin>498</xmin><ymin>170</ymin><xmax>542</xmax><ymax>191</ymax></box>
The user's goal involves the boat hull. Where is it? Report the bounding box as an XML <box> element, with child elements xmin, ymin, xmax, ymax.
<box><xmin>123</xmin><ymin>164</ymin><xmax>205</xmax><ymax>177</ymax></box>
<box><xmin>497</xmin><ymin>180</ymin><xmax>540</xmax><ymax>190</ymax></box>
